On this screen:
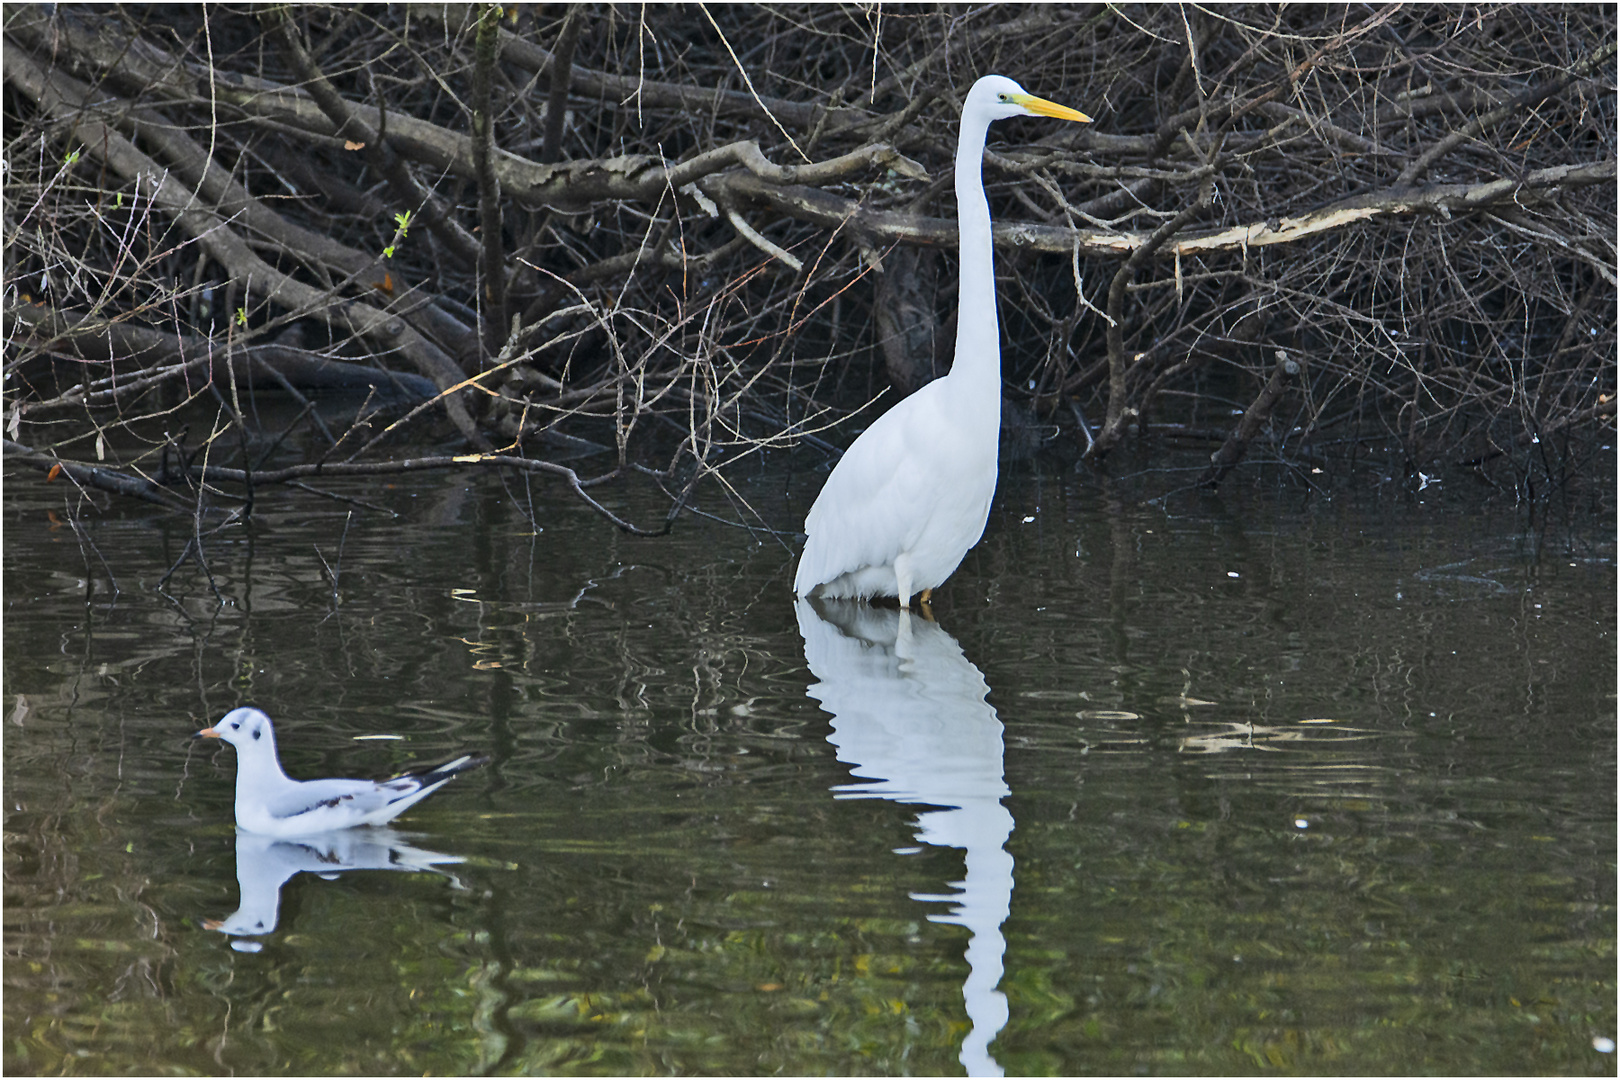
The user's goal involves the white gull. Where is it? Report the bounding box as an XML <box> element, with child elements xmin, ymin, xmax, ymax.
<box><xmin>196</xmin><ymin>706</ymin><xmax>486</xmax><ymax>837</ymax></box>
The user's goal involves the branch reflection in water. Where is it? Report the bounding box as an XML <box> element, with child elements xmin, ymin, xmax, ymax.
<box><xmin>796</xmin><ymin>598</ymin><xmax>1014</xmax><ymax>1078</ymax></box>
<box><xmin>204</xmin><ymin>828</ymin><xmax>467</xmax><ymax>952</ymax></box>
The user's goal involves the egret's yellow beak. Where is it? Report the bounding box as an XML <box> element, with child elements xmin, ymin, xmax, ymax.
<box><xmin>1011</xmin><ymin>93</ymin><xmax>1092</xmax><ymax>124</ymax></box>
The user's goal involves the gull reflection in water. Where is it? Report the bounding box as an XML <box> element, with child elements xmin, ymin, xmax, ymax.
<box><xmin>796</xmin><ymin>598</ymin><xmax>1014</xmax><ymax>1077</ymax></box>
<box><xmin>204</xmin><ymin>827</ymin><xmax>466</xmax><ymax>952</ymax></box>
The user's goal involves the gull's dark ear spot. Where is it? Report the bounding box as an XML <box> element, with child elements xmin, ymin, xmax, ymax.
<box><xmin>251</xmin><ymin>726</ymin><xmax>262</xmax><ymax>741</ymax></box>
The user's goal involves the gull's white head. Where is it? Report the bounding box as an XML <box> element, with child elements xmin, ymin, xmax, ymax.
<box><xmin>197</xmin><ymin>706</ymin><xmax>278</xmax><ymax>755</ymax></box>
<box><xmin>965</xmin><ymin>74</ymin><xmax>1092</xmax><ymax>126</ymax></box>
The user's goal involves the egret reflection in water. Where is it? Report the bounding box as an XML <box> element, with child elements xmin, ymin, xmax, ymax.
<box><xmin>204</xmin><ymin>827</ymin><xmax>466</xmax><ymax>951</ymax></box>
<box><xmin>796</xmin><ymin>598</ymin><xmax>1014</xmax><ymax>1077</ymax></box>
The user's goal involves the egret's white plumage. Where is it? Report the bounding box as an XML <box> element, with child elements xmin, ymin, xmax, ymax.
<box><xmin>795</xmin><ymin>75</ymin><xmax>1090</xmax><ymax>605</ymax></box>
<box><xmin>195</xmin><ymin>707</ymin><xmax>486</xmax><ymax>838</ymax></box>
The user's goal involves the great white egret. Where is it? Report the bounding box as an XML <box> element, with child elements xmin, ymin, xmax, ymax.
<box><xmin>794</xmin><ymin>75</ymin><xmax>1090</xmax><ymax>607</ymax></box>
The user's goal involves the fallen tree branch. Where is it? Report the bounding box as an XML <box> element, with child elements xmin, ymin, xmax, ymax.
<box><xmin>8</xmin><ymin>302</ymin><xmax>438</xmax><ymax>409</ymax></box>
<box><xmin>710</xmin><ymin>159</ymin><xmax>1617</xmax><ymax>257</ymax></box>
<box><xmin>191</xmin><ymin>453</ymin><xmax>668</xmax><ymax>535</ymax></box>
<box><xmin>1092</xmin><ymin>145</ymin><xmax>1221</xmax><ymax>458</ymax></box>
<box><xmin>3</xmin><ymin>437</ymin><xmax>668</xmax><ymax>534</ymax></box>
<box><xmin>1199</xmin><ymin>349</ymin><xmax>1303</xmax><ymax>487</ymax></box>
<box><xmin>4</xmin><ymin>439</ymin><xmax>199</xmax><ymax>512</ymax></box>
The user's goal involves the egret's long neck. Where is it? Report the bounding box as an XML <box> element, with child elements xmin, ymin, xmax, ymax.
<box><xmin>951</xmin><ymin>110</ymin><xmax>999</xmax><ymax>399</ymax></box>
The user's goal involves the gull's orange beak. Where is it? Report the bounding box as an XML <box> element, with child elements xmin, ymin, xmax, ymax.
<box><xmin>1011</xmin><ymin>92</ymin><xmax>1092</xmax><ymax>124</ymax></box>
<box><xmin>195</xmin><ymin>726</ymin><xmax>221</xmax><ymax>739</ymax></box>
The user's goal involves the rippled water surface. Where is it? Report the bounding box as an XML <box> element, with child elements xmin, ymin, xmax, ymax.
<box><xmin>4</xmin><ymin>442</ymin><xmax>1614</xmax><ymax>1075</ymax></box>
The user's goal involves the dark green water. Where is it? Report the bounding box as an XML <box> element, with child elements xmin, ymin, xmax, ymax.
<box><xmin>4</xmin><ymin>443</ymin><xmax>1614</xmax><ymax>1075</ymax></box>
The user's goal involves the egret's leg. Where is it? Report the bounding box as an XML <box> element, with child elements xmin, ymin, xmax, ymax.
<box><xmin>894</xmin><ymin>553</ymin><xmax>915</xmax><ymax>611</ymax></box>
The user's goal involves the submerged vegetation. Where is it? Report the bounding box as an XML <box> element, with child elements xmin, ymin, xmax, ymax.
<box><xmin>4</xmin><ymin>4</ymin><xmax>1614</xmax><ymax>538</ymax></box>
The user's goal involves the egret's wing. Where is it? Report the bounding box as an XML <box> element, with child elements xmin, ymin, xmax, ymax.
<box><xmin>799</xmin><ymin>395</ymin><xmax>944</xmax><ymax>590</ymax></box>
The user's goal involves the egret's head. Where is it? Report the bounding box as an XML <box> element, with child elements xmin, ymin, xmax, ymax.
<box><xmin>197</xmin><ymin>706</ymin><xmax>276</xmax><ymax>751</ymax></box>
<box><xmin>968</xmin><ymin>74</ymin><xmax>1091</xmax><ymax>126</ymax></box>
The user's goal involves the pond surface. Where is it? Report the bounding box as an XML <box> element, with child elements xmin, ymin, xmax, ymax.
<box><xmin>4</xmin><ymin>436</ymin><xmax>1615</xmax><ymax>1075</ymax></box>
